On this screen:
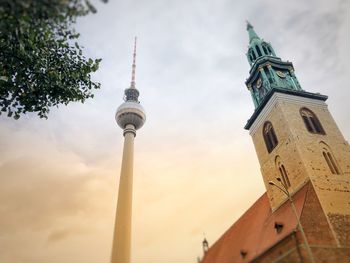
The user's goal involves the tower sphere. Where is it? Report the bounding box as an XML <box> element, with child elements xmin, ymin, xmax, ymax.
<box><xmin>115</xmin><ymin>100</ymin><xmax>146</xmax><ymax>130</ymax></box>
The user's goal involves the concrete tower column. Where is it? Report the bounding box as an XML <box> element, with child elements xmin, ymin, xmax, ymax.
<box><xmin>111</xmin><ymin>124</ymin><xmax>136</xmax><ymax>263</ymax></box>
<box><xmin>111</xmin><ymin>38</ymin><xmax>146</xmax><ymax>263</ymax></box>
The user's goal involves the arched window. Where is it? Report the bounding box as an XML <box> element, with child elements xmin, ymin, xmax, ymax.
<box><xmin>267</xmin><ymin>46</ymin><xmax>272</xmax><ymax>54</ymax></box>
<box><xmin>300</xmin><ymin>108</ymin><xmax>325</xmax><ymax>135</ymax></box>
<box><xmin>252</xmin><ymin>53</ymin><xmax>256</xmax><ymax>60</ymax></box>
<box><xmin>256</xmin><ymin>45</ymin><xmax>262</xmax><ymax>57</ymax></box>
<box><xmin>275</xmin><ymin>156</ymin><xmax>291</xmax><ymax>188</ymax></box>
<box><xmin>262</xmin><ymin>46</ymin><xmax>268</xmax><ymax>55</ymax></box>
<box><xmin>279</xmin><ymin>164</ymin><xmax>291</xmax><ymax>188</ymax></box>
<box><xmin>263</xmin><ymin>122</ymin><xmax>278</xmax><ymax>153</ymax></box>
<box><xmin>249</xmin><ymin>49</ymin><xmax>256</xmax><ymax>61</ymax></box>
<box><xmin>320</xmin><ymin>142</ymin><xmax>340</xmax><ymax>174</ymax></box>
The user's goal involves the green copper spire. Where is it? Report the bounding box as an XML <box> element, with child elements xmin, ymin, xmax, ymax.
<box><xmin>246</xmin><ymin>22</ymin><xmax>276</xmax><ymax>66</ymax></box>
<box><xmin>247</xmin><ymin>21</ymin><xmax>260</xmax><ymax>43</ymax></box>
<box><xmin>244</xmin><ymin>23</ymin><xmax>303</xmax><ymax>108</ymax></box>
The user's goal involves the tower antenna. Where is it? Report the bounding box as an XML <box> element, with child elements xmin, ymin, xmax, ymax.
<box><xmin>130</xmin><ymin>37</ymin><xmax>137</xmax><ymax>89</ymax></box>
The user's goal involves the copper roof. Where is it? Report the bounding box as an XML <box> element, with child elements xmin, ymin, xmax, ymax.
<box><xmin>201</xmin><ymin>183</ymin><xmax>309</xmax><ymax>262</ymax></box>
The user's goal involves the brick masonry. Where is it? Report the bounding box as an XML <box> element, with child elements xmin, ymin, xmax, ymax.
<box><xmin>252</xmin><ymin>182</ymin><xmax>349</xmax><ymax>262</ymax></box>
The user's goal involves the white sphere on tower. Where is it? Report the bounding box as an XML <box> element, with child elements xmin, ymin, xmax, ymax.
<box><xmin>115</xmin><ymin>100</ymin><xmax>146</xmax><ymax>130</ymax></box>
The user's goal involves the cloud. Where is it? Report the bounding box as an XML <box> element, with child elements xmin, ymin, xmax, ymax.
<box><xmin>0</xmin><ymin>122</ymin><xmax>116</xmax><ymax>263</ymax></box>
<box><xmin>47</xmin><ymin>228</ymin><xmax>88</xmax><ymax>244</ymax></box>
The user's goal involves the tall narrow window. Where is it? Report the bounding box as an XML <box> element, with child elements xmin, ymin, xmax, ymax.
<box><xmin>280</xmin><ymin>164</ymin><xmax>291</xmax><ymax>188</ymax></box>
<box><xmin>267</xmin><ymin>46</ymin><xmax>272</xmax><ymax>54</ymax></box>
<box><xmin>252</xmin><ymin>51</ymin><xmax>256</xmax><ymax>61</ymax></box>
<box><xmin>263</xmin><ymin>122</ymin><xmax>278</xmax><ymax>153</ymax></box>
<box><xmin>323</xmin><ymin>150</ymin><xmax>340</xmax><ymax>174</ymax></box>
<box><xmin>320</xmin><ymin>142</ymin><xmax>341</xmax><ymax>175</ymax></box>
<box><xmin>262</xmin><ymin>46</ymin><xmax>268</xmax><ymax>55</ymax></box>
<box><xmin>300</xmin><ymin>108</ymin><xmax>325</xmax><ymax>134</ymax></box>
<box><xmin>323</xmin><ymin>152</ymin><xmax>335</xmax><ymax>174</ymax></box>
<box><xmin>256</xmin><ymin>45</ymin><xmax>262</xmax><ymax>57</ymax></box>
<box><xmin>275</xmin><ymin>157</ymin><xmax>291</xmax><ymax>188</ymax></box>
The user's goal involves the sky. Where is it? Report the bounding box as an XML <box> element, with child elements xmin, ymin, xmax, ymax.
<box><xmin>1</xmin><ymin>0</ymin><xmax>350</xmax><ymax>262</ymax></box>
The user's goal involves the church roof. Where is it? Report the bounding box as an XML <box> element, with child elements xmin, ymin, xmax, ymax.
<box><xmin>201</xmin><ymin>182</ymin><xmax>310</xmax><ymax>263</ymax></box>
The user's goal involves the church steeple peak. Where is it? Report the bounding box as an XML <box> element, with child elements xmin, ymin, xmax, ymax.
<box><xmin>246</xmin><ymin>23</ymin><xmax>276</xmax><ymax>66</ymax></box>
<box><xmin>246</xmin><ymin>21</ymin><xmax>260</xmax><ymax>43</ymax></box>
<box><xmin>244</xmin><ymin>24</ymin><xmax>303</xmax><ymax>109</ymax></box>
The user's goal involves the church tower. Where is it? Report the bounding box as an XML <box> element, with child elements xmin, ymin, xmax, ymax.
<box><xmin>244</xmin><ymin>22</ymin><xmax>350</xmax><ymax>247</ymax></box>
<box><xmin>111</xmin><ymin>38</ymin><xmax>146</xmax><ymax>263</ymax></box>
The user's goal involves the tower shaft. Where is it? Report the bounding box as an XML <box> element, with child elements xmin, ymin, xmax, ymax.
<box><xmin>111</xmin><ymin>124</ymin><xmax>136</xmax><ymax>263</ymax></box>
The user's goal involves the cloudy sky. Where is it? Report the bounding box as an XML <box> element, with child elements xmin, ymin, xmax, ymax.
<box><xmin>1</xmin><ymin>0</ymin><xmax>350</xmax><ymax>262</ymax></box>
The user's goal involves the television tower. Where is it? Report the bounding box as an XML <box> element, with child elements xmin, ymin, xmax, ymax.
<box><xmin>111</xmin><ymin>37</ymin><xmax>146</xmax><ymax>263</ymax></box>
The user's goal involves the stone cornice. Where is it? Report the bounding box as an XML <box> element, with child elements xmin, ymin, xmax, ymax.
<box><xmin>244</xmin><ymin>88</ymin><xmax>328</xmax><ymax>132</ymax></box>
<box><xmin>246</xmin><ymin>58</ymin><xmax>294</xmax><ymax>85</ymax></box>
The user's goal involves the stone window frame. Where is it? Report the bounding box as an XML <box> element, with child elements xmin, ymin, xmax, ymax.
<box><xmin>275</xmin><ymin>156</ymin><xmax>291</xmax><ymax>188</ymax></box>
<box><xmin>300</xmin><ymin>107</ymin><xmax>325</xmax><ymax>135</ymax></box>
<box><xmin>263</xmin><ymin>121</ymin><xmax>278</xmax><ymax>153</ymax></box>
<box><xmin>320</xmin><ymin>141</ymin><xmax>341</xmax><ymax>175</ymax></box>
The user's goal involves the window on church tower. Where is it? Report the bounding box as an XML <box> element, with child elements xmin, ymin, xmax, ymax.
<box><xmin>263</xmin><ymin>122</ymin><xmax>278</xmax><ymax>153</ymax></box>
<box><xmin>300</xmin><ymin>108</ymin><xmax>325</xmax><ymax>135</ymax></box>
<box><xmin>249</xmin><ymin>48</ymin><xmax>257</xmax><ymax>62</ymax></box>
<box><xmin>256</xmin><ymin>45</ymin><xmax>262</xmax><ymax>57</ymax></box>
<box><xmin>323</xmin><ymin>151</ymin><xmax>340</xmax><ymax>174</ymax></box>
<box><xmin>279</xmin><ymin>164</ymin><xmax>291</xmax><ymax>188</ymax></box>
<box><xmin>267</xmin><ymin>46</ymin><xmax>272</xmax><ymax>54</ymax></box>
<box><xmin>262</xmin><ymin>46</ymin><xmax>268</xmax><ymax>55</ymax></box>
<box><xmin>275</xmin><ymin>157</ymin><xmax>291</xmax><ymax>188</ymax></box>
<box><xmin>320</xmin><ymin>142</ymin><xmax>341</xmax><ymax>175</ymax></box>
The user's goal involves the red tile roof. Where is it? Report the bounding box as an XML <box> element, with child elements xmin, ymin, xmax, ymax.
<box><xmin>201</xmin><ymin>183</ymin><xmax>309</xmax><ymax>262</ymax></box>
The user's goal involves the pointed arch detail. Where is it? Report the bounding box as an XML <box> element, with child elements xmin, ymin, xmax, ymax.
<box><xmin>319</xmin><ymin>141</ymin><xmax>341</xmax><ymax>174</ymax></box>
<box><xmin>300</xmin><ymin>107</ymin><xmax>325</xmax><ymax>135</ymax></box>
<box><xmin>263</xmin><ymin>121</ymin><xmax>278</xmax><ymax>153</ymax></box>
<box><xmin>275</xmin><ymin>156</ymin><xmax>291</xmax><ymax>188</ymax></box>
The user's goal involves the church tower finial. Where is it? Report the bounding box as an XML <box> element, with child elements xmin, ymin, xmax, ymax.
<box><xmin>246</xmin><ymin>21</ymin><xmax>260</xmax><ymax>43</ymax></box>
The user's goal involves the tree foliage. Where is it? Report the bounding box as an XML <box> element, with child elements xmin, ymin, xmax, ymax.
<box><xmin>0</xmin><ymin>0</ymin><xmax>106</xmax><ymax>119</ymax></box>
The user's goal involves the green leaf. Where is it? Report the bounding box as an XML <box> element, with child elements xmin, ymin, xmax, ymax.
<box><xmin>0</xmin><ymin>0</ymin><xmax>105</xmax><ymax>120</ymax></box>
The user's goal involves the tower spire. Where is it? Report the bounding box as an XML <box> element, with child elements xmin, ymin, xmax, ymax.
<box><xmin>130</xmin><ymin>37</ymin><xmax>137</xmax><ymax>89</ymax></box>
<box><xmin>244</xmin><ymin>23</ymin><xmax>303</xmax><ymax>110</ymax></box>
<box><xmin>246</xmin><ymin>21</ymin><xmax>260</xmax><ymax>43</ymax></box>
